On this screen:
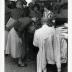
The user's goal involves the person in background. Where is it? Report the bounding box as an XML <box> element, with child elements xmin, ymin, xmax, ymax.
<box><xmin>7</xmin><ymin>1</ymin><xmax>16</xmax><ymax>9</ymax></box>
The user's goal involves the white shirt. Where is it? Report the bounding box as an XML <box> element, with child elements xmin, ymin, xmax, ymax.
<box><xmin>33</xmin><ymin>24</ymin><xmax>67</xmax><ymax>72</ymax></box>
<box><xmin>33</xmin><ymin>24</ymin><xmax>58</xmax><ymax>72</ymax></box>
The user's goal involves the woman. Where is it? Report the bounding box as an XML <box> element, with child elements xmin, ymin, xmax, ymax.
<box><xmin>6</xmin><ymin>0</ymin><xmax>35</xmax><ymax>66</ymax></box>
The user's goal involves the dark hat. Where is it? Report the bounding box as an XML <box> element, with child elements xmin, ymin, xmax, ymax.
<box><xmin>17</xmin><ymin>0</ymin><xmax>27</xmax><ymax>5</ymax></box>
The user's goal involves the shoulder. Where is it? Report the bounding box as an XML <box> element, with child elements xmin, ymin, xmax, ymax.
<box><xmin>36</xmin><ymin>27</ymin><xmax>42</xmax><ymax>33</ymax></box>
<box><xmin>35</xmin><ymin>28</ymin><xmax>43</xmax><ymax>38</ymax></box>
<box><xmin>34</xmin><ymin>29</ymin><xmax>40</xmax><ymax>36</ymax></box>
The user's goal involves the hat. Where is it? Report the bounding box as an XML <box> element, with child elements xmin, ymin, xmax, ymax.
<box><xmin>17</xmin><ymin>0</ymin><xmax>27</xmax><ymax>5</ymax></box>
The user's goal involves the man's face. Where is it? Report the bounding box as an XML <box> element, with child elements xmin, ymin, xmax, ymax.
<box><xmin>16</xmin><ymin>1</ymin><xmax>23</xmax><ymax>8</ymax></box>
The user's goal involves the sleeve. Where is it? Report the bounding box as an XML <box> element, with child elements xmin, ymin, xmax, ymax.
<box><xmin>53</xmin><ymin>31</ymin><xmax>61</xmax><ymax>72</ymax></box>
<box><xmin>33</xmin><ymin>31</ymin><xmax>39</xmax><ymax>47</ymax></box>
<box><xmin>6</xmin><ymin>17</ymin><xmax>17</xmax><ymax>30</ymax></box>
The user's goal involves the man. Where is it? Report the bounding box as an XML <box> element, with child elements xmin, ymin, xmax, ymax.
<box><xmin>33</xmin><ymin>8</ymin><xmax>61</xmax><ymax>72</ymax></box>
<box><xmin>24</xmin><ymin>3</ymin><xmax>42</xmax><ymax>61</ymax></box>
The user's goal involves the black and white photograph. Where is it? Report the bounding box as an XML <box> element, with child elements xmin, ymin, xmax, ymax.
<box><xmin>0</xmin><ymin>0</ymin><xmax>69</xmax><ymax>72</ymax></box>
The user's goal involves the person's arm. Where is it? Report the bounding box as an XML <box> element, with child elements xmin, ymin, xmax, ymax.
<box><xmin>33</xmin><ymin>31</ymin><xmax>39</xmax><ymax>47</ymax></box>
<box><xmin>53</xmin><ymin>31</ymin><xmax>61</xmax><ymax>72</ymax></box>
<box><xmin>6</xmin><ymin>17</ymin><xmax>17</xmax><ymax>30</ymax></box>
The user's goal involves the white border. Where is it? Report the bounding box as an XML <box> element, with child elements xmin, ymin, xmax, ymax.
<box><xmin>0</xmin><ymin>0</ymin><xmax>4</xmax><ymax>72</ymax></box>
<box><xmin>68</xmin><ymin>0</ymin><xmax>72</xmax><ymax>72</ymax></box>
